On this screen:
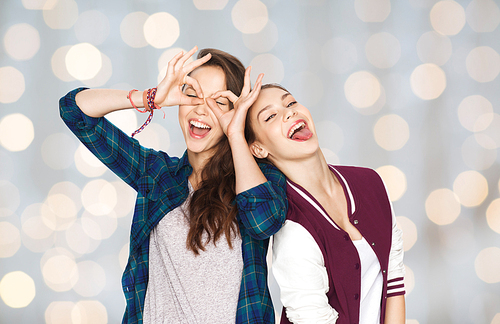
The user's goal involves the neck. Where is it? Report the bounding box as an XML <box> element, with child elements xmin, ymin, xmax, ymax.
<box><xmin>272</xmin><ymin>149</ymin><xmax>339</xmax><ymax>197</ymax></box>
<box><xmin>187</xmin><ymin>149</ymin><xmax>214</xmax><ymax>190</ymax></box>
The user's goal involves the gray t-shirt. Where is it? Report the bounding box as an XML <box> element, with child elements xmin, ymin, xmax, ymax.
<box><xmin>143</xmin><ymin>183</ymin><xmax>243</xmax><ymax>324</ymax></box>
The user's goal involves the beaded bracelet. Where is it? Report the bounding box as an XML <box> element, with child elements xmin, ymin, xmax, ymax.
<box><xmin>131</xmin><ymin>87</ymin><xmax>164</xmax><ymax>138</ymax></box>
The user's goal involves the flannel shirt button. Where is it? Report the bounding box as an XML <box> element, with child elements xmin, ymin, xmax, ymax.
<box><xmin>146</xmin><ymin>189</ymin><xmax>151</xmax><ymax>194</ymax></box>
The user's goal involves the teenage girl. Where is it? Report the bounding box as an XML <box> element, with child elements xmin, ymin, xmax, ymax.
<box><xmin>60</xmin><ymin>47</ymin><xmax>287</xmax><ymax>324</ymax></box>
<box><xmin>237</xmin><ymin>84</ymin><xmax>406</xmax><ymax>324</ymax></box>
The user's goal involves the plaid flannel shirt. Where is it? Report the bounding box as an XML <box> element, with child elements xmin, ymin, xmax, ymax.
<box><xmin>60</xmin><ymin>88</ymin><xmax>287</xmax><ymax>324</ymax></box>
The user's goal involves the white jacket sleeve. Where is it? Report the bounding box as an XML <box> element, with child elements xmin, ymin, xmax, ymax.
<box><xmin>272</xmin><ymin>220</ymin><xmax>339</xmax><ymax>323</ymax></box>
<box><xmin>379</xmin><ymin>175</ymin><xmax>406</xmax><ymax>297</ymax></box>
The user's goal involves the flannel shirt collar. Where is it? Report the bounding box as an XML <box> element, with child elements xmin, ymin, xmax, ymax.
<box><xmin>175</xmin><ymin>150</ymin><xmax>193</xmax><ymax>176</ymax></box>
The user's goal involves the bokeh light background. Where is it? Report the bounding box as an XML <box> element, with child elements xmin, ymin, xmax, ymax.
<box><xmin>1</xmin><ymin>0</ymin><xmax>500</xmax><ymax>323</ymax></box>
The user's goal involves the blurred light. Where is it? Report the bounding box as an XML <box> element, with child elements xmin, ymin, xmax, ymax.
<box><xmin>74</xmin><ymin>10</ymin><xmax>110</xmax><ymax>45</ymax></box>
<box><xmin>457</xmin><ymin>95</ymin><xmax>493</xmax><ymax>132</ymax></box>
<box><xmin>430</xmin><ymin>1</ymin><xmax>466</xmax><ymax>36</ymax></box>
<box><xmin>493</xmin><ymin>313</ymin><xmax>500</xmax><ymax>324</ymax></box>
<box><xmin>71</xmin><ymin>300</ymin><xmax>108</xmax><ymax>324</ymax></box>
<box><xmin>407</xmin><ymin>320</ymin><xmax>419</xmax><ymax>324</ymax></box>
<box><xmin>321</xmin><ymin>37</ymin><xmax>358</xmax><ymax>74</ymax></box>
<box><xmin>3</xmin><ymin>23</ymin><xmax>40</xmax><ymax>60</ymax></box>
<box><xmin>426</xmin><ymin>188</ymin><xmax>461</xmax><ymax>225</ymax></box>
<box><xmin>365</xmin><ymin>32</ymin><xmax>401</xmax><ymax>69</ymax></box>
<box><xmin>193</xmin><ymin>0</ymin><xmax>229</xmax><ymax>10</ymax></box>
<box><xmin>344</xmin><ymin>71</ymin><xmax>381</xmax><ymax>108</ymax></box>
<box><xmin>106</xmin><ymin>109</ymin><xmax>139</xmax><ymax>137</ymax></box>
<box><xmin>81</xmin><ymin>179</ymin><xmax>117</xmax><ymax>216</ymax></box>
<box><xmin>373</xmin><ymin>114</ymin><xmax>410</xmax><ymax>151</ymax></box>
<box><xmin>466</xmin><ymin>46</ymin><xmax>500</xmax><ymax>83</ymax></box>
<box><xmin>73</xmin><ymin>261</ymin><xmax>106</xmax><ymax>297</ymax></box>
<box><xmin>416</xmin><ymin>31</ymin><xmax>452</xmax><ymax>66</ymax></box>
<box><xmin>0</xmin><ymin>222</ymin><xmax>21</xmax><ymax>258</ymax></box>
<box><xmin>486</xmin><ymin>199</ymin><xmax>500</xmax><ymax>234</ymax></box>
<box><xmin>410</xmin><ymin>63</ymin><xmax>446</xmax><ymax>100</ymax></box>
<box><xmin>354</xmin><ymin>85</ymin><xmax>386</xmax><ymax>116</ymax></box>
<box><xmin>316</xmin><ymin>120</ymin><xmax>344</xmax><ymax>154</ymax></box>
<box><xmin>41</xmin><ymin>133</ymin><xmax>77</xmax><ymax>170</ymax></box>
<box><xmin>42</xmin><ymin>193</ymin><xmax>79</xmax><ymax>231</ymax></box>
<box><xmin>375</xmin><ymin>165</ymin><xmax>407</xmax><ymax>201</ymax></box>
<box><xmin>242</xmin><ymin>20</ymin><xmax>279</xmax><ymax>53</ymax></box>
<box><xmin>0</xmin><ymin>180</ymin><xmax>20</xmax><ymax>217</ymax></box>
<box><xmin>453</xmin><ymin>170</ymin><xmax>488</xmax><ymax>207</ymax></box>
<box><xmin>82</xmin><ymin>53</ymin><xmax>112</xmax><ymax>87</ymax></box>
<box><xmin>22</xmin><ymin>0</ymin><xmax>50</xmax><ymax>10</ymax></box>
<box><xmin>134</xmin><ymin>122</ymin><xmax>171</xmax><ymax>151</ymax></box>
<box><xmin>396</xmin><ymin>216</ymin><xmax>417</xmax><ymax>251</ymax></box>
<box><xmin>231</xmin><ymin>0</ymin><xmax>269</xmax><ymax>34</ymax></box>
<box><xmin>21</xmin><ymin>203</ymin><xmax>54</xmax><ymax>239</ymax></box>
<box><xmin>249</xmin><ymin>53</ymin><xmax>284</xmax><ymax>84</ymax></box>
<box><xmin>477</xmin><ymin>113</ymin><xmax>500</xmax><ymax>148</ymax></box>
<box><xmin>81</xmin><ymin>210</ymin><xmax>117</xmax><ymax>240</ymax></box>
<box><xmin>321</xmin><ymin>148</ymin><xmax>340</xmax><ymax>165</ymax></box>
<box><xmin>43</xmin><ymin>0</ymin><xmax>78</xmax><ymax>30</ymax></box>
<box><xmin>74</xmin><ymin>143</ymin><xmax>107</xmax><ymax>178</ymax></box>
<box><xmin>120</xmin><ymin>12</ymin><xmax>149</xmax><ymax>48</ymax></box>
<box><xmin>66</xmin><ymin>43</ymin><xmax>102</xmax><ymax>80</ymax></box>
<box><xmin>0</xmin><ymin>66</ymin><xmax>25</xmax><ymax>103</ymax></box>
<box><xmin>475</xmin><ymin>247</ymin><xmax>500</xmax><ymax>283</ymax></box>
<box><xmin>111</xmin><ymin>181</ymin><xmax>136</xmax><ymax>218</ymax></box>
<box><xmin>45</xmin><ymin>301</ymin><xmax>75</xmax><ymax>324</ymax></box>
<box><xmin>466</xmin><ymin>0</ymin><xmax>500</xmax><ymax>33</ymax></box>
<box><xmin>462</xmin><ymin>135</ymin><xmax>496</xmax><ymax>170</ymax></box>
<box><xmin>119</xmin><ymin>243</ymin><xmax>129</xmax><ymax>270</ymax></box>
<box><xmin>287</xmin><ymin>71</ymin><xmax>324</xmax><ymax>107</ymax></box>
<box><xmin>0</xmin><ymin>271</ymin><xmax>36</xmax><ymax>308</ymax></box>
<box><xmin>354</xmin><ymin>0</ymin><xmax>391</xmax><ymax>22</ymax></box>
<box><xmin>144</xmin><ymin>12</ymin><xmax>180</xmax><ymax>49</ymax></box>
<box><xmin>41</xmin><ymin>250</ymin><xmax>79</xmax><ymax>292</ymax></box>
<box><xmin>65</xmin><ymin>221</ymin><xmax>100</xmax><ymax>255</ymax></box>
<box><xmin>0</xmin><ymin>113</ymin><xmax>34</xmax><ymax>152</ymax></box>
<box><xmin>51</xmin><ymin>46</ymin><xmax>76</xmax><ymax>82</ymax></box>
<box><xmin>404</xmin><ymin>264</ymin><xmax>415</xmax><ymax>295</ymax></box>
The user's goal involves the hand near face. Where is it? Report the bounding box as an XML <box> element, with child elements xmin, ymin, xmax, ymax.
<box><xmin>155</xmin><ymin>46</ymin><xmax>211</xmax><ymax>108</ymax></box>
<box><xmin>206</xmin><ymin>66</ymin><xmax>264</xmax><ymax>139</ymax></box>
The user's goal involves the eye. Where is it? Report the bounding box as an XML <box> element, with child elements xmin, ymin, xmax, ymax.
<box><xmin>187</xmin><ymin>94</ymin><xmax>198</xmax><ymax>98</ymax></box>
<box><xmin>287</xmin><ymin>101</ymin><xmax>297</xmax><ymax>108</ymax></box>
<box><xmin>216</xmin><ymin>101</ymin><xmax>226</xmax><ymax>106</ymax></box>
<box><xmin>265</xmin><ymin>113</ymin><xmax>276</xmax><ymax>122</ymax></box>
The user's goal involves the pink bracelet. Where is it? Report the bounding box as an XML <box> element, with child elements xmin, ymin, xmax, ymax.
<box><xmin>128</xmin><ymin>89</ymin><xmax>147</xmax><ymax>113</ymax></box>
<box><xmin>131</xmin><ymin>87</ymin><xmax>165</xmax><ymax>138</ymax></box>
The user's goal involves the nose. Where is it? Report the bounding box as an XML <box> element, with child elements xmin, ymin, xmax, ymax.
<box><xmin>284</xmin><ymin>108</ymin><xmax>296</xmax><ymax>121</ymax></box>
<box><xmin>192</xmin><ymin>99</ymin><xmax>208</xmax><ymax>116</ymax></box>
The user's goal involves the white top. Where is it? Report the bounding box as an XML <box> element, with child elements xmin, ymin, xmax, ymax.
<box><xmin>143</xmin><ymin>183</ymin><xmax>243</xmax><ymax>324</ymax></box>
<box><xmin>272</xmin><ymin>168</ymin><xmax>405</xmax><ymax>323</ymax></box>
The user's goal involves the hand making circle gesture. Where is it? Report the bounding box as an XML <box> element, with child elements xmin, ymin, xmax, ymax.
<box><xmin>154</xmin><ymin>46</ymin><xmax>211</xmax><ymax>108</ymax></box>
<box><xmin>206</xmin><ymin>66</ymin><xmax>264</xmax><ymax>139</ymax></box>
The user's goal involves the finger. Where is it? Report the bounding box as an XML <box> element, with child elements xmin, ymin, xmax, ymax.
<box><xmin>246</xmin><ymin>81</ymin><xmax>263</xmax><ymax>106</ymax></box>
<box><xmin>185</xmin><ymin>76</ymin><xmax>204</xmax><ymax>98</ymax></box>
<box><xmin>205</xmin><ymin>98</ymin><xmax>224</xmax><ymax>120</ymax></box>
<box><xmin>183</xmin><ymin>52</ymin><xmax>212</xmax><ymax>73</ymax></box>
<box><xmin>241</xmin><ymin>66</ymin><xmax>252</xmax><ymax>97</ymax></box>
<box><xmin>166</xmin><ymin>51</ymin><xmax>184</xmax><ymax>76</ymax></box>
<box><xmin>253</xmin><ymin>73</ymin><xmax>264</xmax><ymax>89</ymax></box>
<box><xmin>175</xmin><ymin>46</ymin><xmax>198</xmax><ymax>70</ymax></box>
<box><xmin>210</xmin><ymin>90</ymin><xmax>239</xmax><ymax>103</ymax></box>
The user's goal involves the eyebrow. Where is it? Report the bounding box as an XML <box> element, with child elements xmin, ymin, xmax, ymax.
<box><xmin>256</xmin><ymin>92</ymin><xmax>291</xmax><ymax>120</ymax></box>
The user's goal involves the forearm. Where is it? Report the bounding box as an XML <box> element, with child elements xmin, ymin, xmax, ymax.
<box><xmin>384</xmin><ymin>295</ymin><xmax>405</xmax><ymax>324</ymax></box>
<box><xmin>229</xmin><ymin>134</ymin><xmax>267</xmax><ymax>194</ymax></box>
<box><xmin>75</xmin><ymin>89</ymin><xmax>145</xmax><ymax>118</ymax></box>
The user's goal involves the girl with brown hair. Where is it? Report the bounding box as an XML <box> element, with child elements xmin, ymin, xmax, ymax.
<box><xmin>59</xmin><ymin>47</ymin><xmax>287</xmax><ymax>323</ymax></box>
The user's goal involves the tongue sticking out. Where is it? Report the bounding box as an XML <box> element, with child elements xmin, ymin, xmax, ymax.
<box><xmin>291</xmin><ymin>127</ymin><xmax>313</xmax><ymax>140</ymax></box>
<box><xmin>192</xmin><ymin>126</ymin><xmax>210</xmax><ymax>136</ymax></box>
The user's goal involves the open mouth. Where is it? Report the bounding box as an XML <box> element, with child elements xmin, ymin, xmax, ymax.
<box><xmin>189</xmin><ymin>119</ymin><xmax>211</xmax><ymax>138</ymax></box>
<box><xmin>288</xmin><ymin>120</ymin><xmax>313</xmax><ymax>141</ymax></box>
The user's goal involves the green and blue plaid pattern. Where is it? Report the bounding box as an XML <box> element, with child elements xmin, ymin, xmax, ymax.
<box><xmin>60</xmin><ymin>88</ymin><xmax>287</xmax><ymax>324</ymax></box>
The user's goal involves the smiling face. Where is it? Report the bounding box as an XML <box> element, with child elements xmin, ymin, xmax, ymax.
<box><xmin>247</xmin><ymin>86</ymin><xmax>320</xmax><ymax>164</ymax></box>
<box><xmin>178</xmin><ymin>65</ymin><xmax>230</xmax><ymax>156</ymax></box>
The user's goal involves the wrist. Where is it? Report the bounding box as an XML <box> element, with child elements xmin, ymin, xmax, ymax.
<box><xmin>227</xmin><ymin>132</ymin><xmax>247</xmax><ymax>145</ymax></box>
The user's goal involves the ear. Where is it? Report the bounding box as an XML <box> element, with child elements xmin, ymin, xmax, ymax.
<box><xmin>249</xmin><ymin>142</ymin><xmax>269</xmax><ymax>159</ymax></box>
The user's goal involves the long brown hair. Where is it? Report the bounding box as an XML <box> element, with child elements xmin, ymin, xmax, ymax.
<box><xmin>187</xmin><ymin>48</ymin><xmax>245</xmax><ymax>254</ymax></box>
